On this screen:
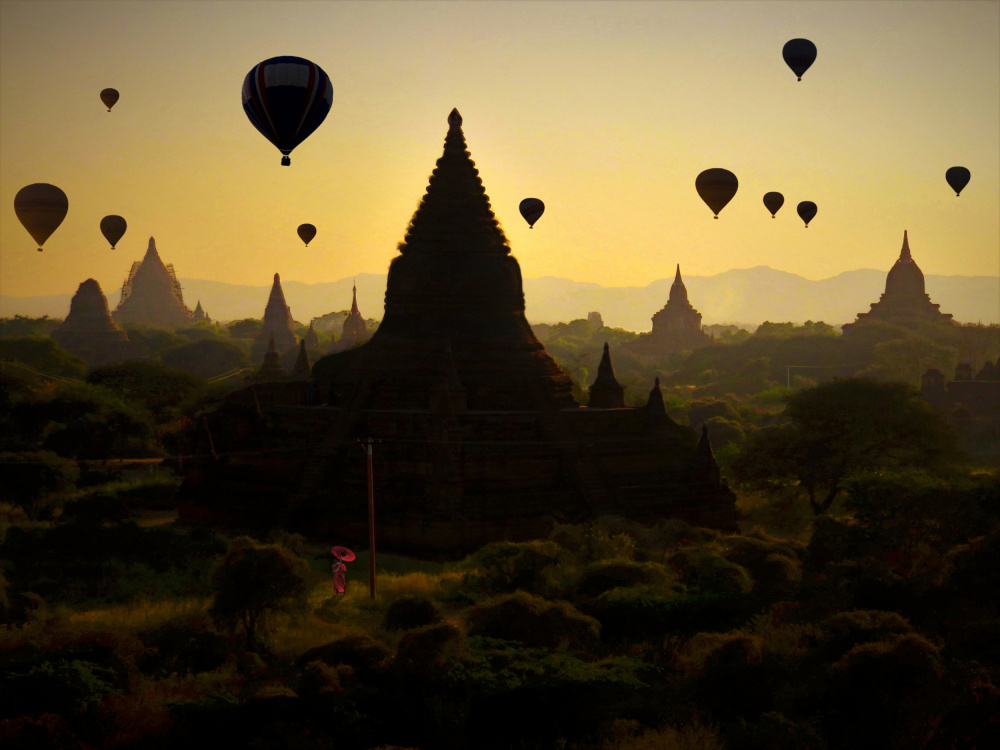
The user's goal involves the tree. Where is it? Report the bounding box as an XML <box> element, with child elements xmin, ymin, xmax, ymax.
<box><xmin>0</xmin><ymin>337</ymin><xmax>86</xmax><ymax>378</ymax></box>
<box><xmin>1</xmin><ymin>450</ymin><xmax>79</xmax><ymax>520</ymax></box>
<box><xmin>86</xmin><ymin>360</ymin><xmax>204</xmax><ymax>420</ymax></box>
<box><xmin>225</xmin><ymin>318</ymin><xmax>263</xmax><ymax>339</ymax></box>
<box><xmin>734</xmin><ymin>378</ymin><xmax>959</xmax><ymax>515</ymax></box>
<box><xmin>160</xmin><ymin>338</ymin><xmax>248</xmax><ymax>379</ymax></box>
<box><xmin>209</xmin><ymin>536</ymin><xmax>310</xmax><ymax>652</ymax></box>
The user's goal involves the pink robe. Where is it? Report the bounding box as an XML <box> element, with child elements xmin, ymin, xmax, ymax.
<box><xmin>332</xmin><ymin>561</ymin><xmax>347</xmax><ymax>594</ymax></box>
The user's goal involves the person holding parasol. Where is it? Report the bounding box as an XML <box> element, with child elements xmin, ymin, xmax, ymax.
<box><xmin>330</xmin><ymin>546</ymin><xmax>355</xmax><ymax>594</ymax></box>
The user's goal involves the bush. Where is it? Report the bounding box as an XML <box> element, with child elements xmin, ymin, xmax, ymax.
<box><xmin>296</xmin><ymin>634</ymin><xmax>391</xmax><ymax>683</ymax></box>
<box><xmin>383</xmin><ymin>594</ymin><xmax>442</xmax><ymax>632</ymax></box>
<box><xmin>815</xmin><ymin>610</ymin><xmax>913</xmax><ymax>661</ymax></box>
<box><xmin>393</xmin><ymin>622</ymin><xmax>467</xmax><ymax>680</ymax></box>
<box><xmin>574</xmin><ymin>560</ymin><xmax>674</xmax><ymax>597</ymax></box>
<box><xmin>460</xmin><ymin>540</ymin><xmax>563</xmax><ymax>596</ymax></box>
<box><xmin>138</xmin><ymin>617</ymin><xmax>230</xmax><ymax>676</ymax></box>
<box><xmin>577</xmin><ymin>586</ymin><xmax>685</xmax><ymax>644</ymax></box>
<box><xmin>463</xmin><ymin>591</ymin><xmax>600</xmax><ymax>652</ymax></box>
<box><xmin>1</xmin><ymin>451</ymin><xmax>79</xmax><ymax>520</ymax></box>
<box><xmin>666</xmin><ymin>546</ymin><xmax>754</xmax><ymax>595</ymax></box>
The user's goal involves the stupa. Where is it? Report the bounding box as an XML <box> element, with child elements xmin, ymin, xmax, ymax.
<box><xmin>588</xmin><ymin>343</ymin><xmax>625</xmax><ymax>408</ymax></box>
<box><xmin>627</xmin><ymin>265</ymin><xmax>711</xmax><ymax>355</ymax></box>
<box><xmin>255</xmin><ymin>334</ymin><xmax>285</xmax><ymax>380</ymax></box>
<box><xmin>112</xmin><ymin>237</ymin><xmax>193</xmax><ymax>330</ymax></box>
<box><xmin>178</xmin><ymin>110</ymin><xmax>736</xmax><ymax>555</ymax></box>
<box><xmin>52</xmin><ymin>279</ymin><xmax>131</xmax><ymax>365</ymax></box>
<box><xmin>843</xmin><ymin>231</ymin><xmax>954</xmax><ymax>332</ymax></box>
<box><xmin>330</xmin><ymin>283</ymin><xmax>370</xmax><ymax>352</ymax></box>
<box><xmin>192</xmin><ymin>301</ymin><xmax>211</xmax><ymax>322</ymax></box>
<box><xmin>251</xmin><ymin>273</ymin><xmax>298</xmax><ymax>362</ymax></box>
<box><xmin>304</xmin><ymin>322</ymin><xmax>319</xmax><ymax>350</ymax></box>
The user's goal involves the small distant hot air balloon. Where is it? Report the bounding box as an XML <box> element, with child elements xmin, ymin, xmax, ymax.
<box><xmin>519</xmin><ymin>198</ymin><xmax>545</xmax><ymax>228</ymax></box>
<box><xmin>297</xmin><ymin>223</ymin><xmax>317</xmax><ymax>246</ymax></box>
<box><xmin>695</xmin><ymin>169</ymin><xmax>738</xmax><ymax>219</ymax></box>
<box><xmin>100</xmin><ymin>88</ymin><xmax>119</xmax><ymax>112</ymax></box>
<box><xmin>14</xmin><ymin>183</ymin><xmax>68</xmax><ymax>252</ymax></box>
<box><xmin>783</xmin><ymin>39</ymin><xmax>817</xmax><ymax>81</ymax></box>
<box><xmin>242</xmin><ymin>56</ymin><xmax>333</xmax><ymax>166</ymax></box>
<box><xmin>763</xmin><ymin>192</ymin><xmax>785</xmax><ymax>218</ymax></box>
<box><xmin>100</xmin><ymin>215</ymin><xmax>127</xmax><ymax>249</ymax></box>
<box><xmin>797</xmin><ymin>201</ymin><xmax>818</xmax><ymax>227</ymax></box>
<box><xmin>945</xmin><ymin>167</ymin><xmax>970</xmax><ymax>196</ymax></box>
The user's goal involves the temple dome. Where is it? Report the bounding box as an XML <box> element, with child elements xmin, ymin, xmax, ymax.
<box><xmin>884</xmin><ymin>230</ymin><xmax>925</xmax><ymax>297</ymax></box>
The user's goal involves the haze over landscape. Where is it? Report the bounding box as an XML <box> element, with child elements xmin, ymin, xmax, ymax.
<box><xmin>1</xmin><ymin>0</ymin><xmax>998</xmax><ymax>321</ymax></box>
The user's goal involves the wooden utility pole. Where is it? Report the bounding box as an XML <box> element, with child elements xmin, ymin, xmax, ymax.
<box><xmin>366</xmin><ymin>436</ymin><xmax>376</xmax><ymax>599</ymax></box>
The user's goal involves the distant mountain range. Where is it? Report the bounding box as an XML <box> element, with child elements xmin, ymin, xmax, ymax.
<box><xmin>2</xmin><ymin>267</ymin><xmax>996</xmax><ymax>331</ymax></box>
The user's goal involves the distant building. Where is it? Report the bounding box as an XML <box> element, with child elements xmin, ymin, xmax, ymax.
<box><xmin>329</xmin><ymin>283</ymin><xmax>369</xmax><ymax>352</ymax></box>
<box><xmin>251</xmin><ymin>273</ymin><xmax>298</xmax><ymax>363</ymax></box>
<box><xmin>192</xmin><ymin>301</ymin><xmax>211</xmax><ymax>322</ymax></box>
<box><xmin>843</xmin><ymin>231</ymin><xmax>953</xmax><ymax>332</ymax></box>
<box><xmin>112</xmin><ymin>237</ymin><xmax>194</xmax><ymax>330</ymax></box>
<box><xmin>52</xmin><ymin>278</ymin><xmax>131</xmax><ymax>365</ymax></box>
<box><xmin>921</xmin><ymin>360</ymin><xmax>1000</xmax><ymax>455</ymax></box>
<box><xmin>626</xmin><ymin>265</ymin><xmax>711</xmax><ymax>355</ymax></box>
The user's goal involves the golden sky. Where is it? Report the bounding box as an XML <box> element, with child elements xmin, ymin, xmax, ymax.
<box><xmin>1</xmin><ymin>0</ymin><xmax>998</xmax><ymax>300</ymax></box>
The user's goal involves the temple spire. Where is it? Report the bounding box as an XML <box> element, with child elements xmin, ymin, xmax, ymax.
<box><xmin>144</xmin><ymin>236</ymin><xmax>161</xmax><ymax>262</ymax></box>
<box><xmin>900</xmin><ymin>230</ymin><xmax>911</xmax><ymax>261</ymax></box>
<box><xmin>351</xmin><ymin>281</ymin><xmax>359</xmax><ymax>315</ymax></box>
<box><xmin>669</xmin><ymin>263</ymin><xmax>689</xmax><ymax>303</ymax></box>
<box><xmin>588</xmin><ymin>342</ymin><xmax>625</xmax><ymax>408</ymax></box>
<box><xmin>396</xmin><ymin>109</ymin><xmax>511</xmax><ymax>256</ymax></box>
<box><xmin>696</xmin><ymin>424</ymin><xmax>722</xmax><ymax>484</ymax></box>
<box><xmin>293</xmin><ymin>338</ymin><xmax>311</xmax><ymax>379</ymax></box>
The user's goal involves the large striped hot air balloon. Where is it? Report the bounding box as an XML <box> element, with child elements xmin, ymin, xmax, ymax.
<box><xmin>242</xmin><ymin>56</ymin><xmax>333</xmax><ymax>166</ymax></box>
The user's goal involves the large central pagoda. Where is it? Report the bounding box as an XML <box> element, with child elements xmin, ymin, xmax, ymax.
<box><xmin>320</xmin><ymin>109</ymin><xmax>576</xmax><ymax>411</ymax></box>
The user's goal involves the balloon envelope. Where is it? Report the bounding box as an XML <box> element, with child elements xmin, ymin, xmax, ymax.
<box><xmin>14</xmin><ymin>183</ymin><xmax>68</xmax><ymax>251</ymax></box>
<box><xmin>519</xmin><ymin>198</ymin><xmax>544</xmax><ymax>228</ymax></box>
<box><xmin>242</xmin><ymin>56</ymin><xmax>333</xmax><ymax>165</ymax></box>
<box><xmin>100</xmin><ymin>215</ymin><xmax>127</xmax><ymax>249</ymax></box>
<box><xmin>330</xmin><ymin>546</ymin><xmax>356</xmax><ymax>562</ymax></box>
<box><xmin>100</xmin><ymin>88</ymin><xmax>119</xmax><ymax>111</ymax></box>
<box><xmin>763</xmin><ymin>192</ymin><xmax>785</xmax><ymax>218</ymax></box>
<box><xmin>945</xmin><ymin>166</ymin><xmax>970</xmax><ymax>196</ymax></box>
<box><xmin>695</xmin><ymin>168</ymin><xmax>738</xmax><ymax>218</ymax></box>
<box><xmin>782</xmin><ymin>39</ymin><xmax>817</xmax><ymax>80</ymax></box>
<box><xmin>297</xmin><ymin>223</ymin><xmax>317</xmax><ymax>246</ymax></box>
<box><xmin>797</xmin><ymin>201</ymin><xmax>818</xmax><ymax>227</ymax></box>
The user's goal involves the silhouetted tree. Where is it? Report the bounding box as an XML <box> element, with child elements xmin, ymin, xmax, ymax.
<box><xmin>734</xmin><ymin>378</ymin><xmax>958</xmax><ymax>515</ymax></box>
<box><xmin>209</xmin><ymin>537</ymin><xmax>310</xmax><ymax>652</ymax></box>
<box><xmin>87</xmin><ymin>360</ymin><xmax>204</xmax><ymax>420</ymax></box>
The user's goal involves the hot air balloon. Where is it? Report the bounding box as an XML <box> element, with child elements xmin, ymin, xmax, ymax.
<box><xmin>763</xmin><ymin>192</ymin><xmax>784</xmax><ymax>218</ymax></box>
<box><xmin>782</xmin><ymin>39</ymin><xmax>817</xmax><ymax>81</ymax></box>
<box><xmin>695</xmin><ymin>169</ymin><xmax>738</xmax><ymax>219</ymax></box>
<box><xmin>519</xmin><ymin>198</ymin><xmax>544</xmax><ymax>228</ymax></box>
<box><xmin>14</xmin><ymin>183</ymin><xmax>68</xmax><ymax>252</ymax></box>
<box><xmin>100</xmin><ymin>88</ymin><xmax>119</xmax><ymax>112</ymax></box>
<box><xmin>797</xmin><ymin>201</ymin><xmax>817</xmax><ymax>227</ymax></box>
<box><xmin>945</xmin><ymin>167</ymin><xmax>970</xmax><ymax>196</ymax></box>
<box><xmin>297</xmin><ymin>223</ymin><xmax>317</xmax><ymax>246</ymax></box>
<box><xmin>100</xmin><ymin>215</ymin><xmax>127</xmax><ymax>249</ymax></box>
<box><xmin>242</xmin><ymin>56</ymin><xmax>333</xmax><ymax>166</ymax></box>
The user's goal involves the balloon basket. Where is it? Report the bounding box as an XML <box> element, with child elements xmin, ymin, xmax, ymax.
<box><xmin>281</xmin><ymin>156</ymin><xmax>291</xmax><ymax>166</ymax></box>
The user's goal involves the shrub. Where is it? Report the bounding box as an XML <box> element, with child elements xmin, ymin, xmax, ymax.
<box><xmin>666</xmin><ymin>546</ymin><xmax>754</xmax><ymax>595</ymax></box>
<box><xmin>393</xmin><ymin>622</ymin><xmax>467</xmax><ymax>680</ymax></box>
<box><xmin>577</xmin><ymin>586</ymin><xmax>685</xmax><ymax>644</ymax></box>
<box><xmin>1</xmin><ymin>451</ymin><xmax>79</xmax><ymax>520</ymax></box>
<box><xmin>815</xmin><ymin>610</ymin><xmax>913</xmax><ymax>661</ymax></box>
<box><xmin>574</xmin><ymin>560</ymin><xmax>674</xmax><ymax>597</ymax></box>
<box><xmin>459</xmin><ymin>539</ymin><xmax>563</xmax><ymax>596</ymax></box>
<box><xmin>138</xmin><ymin>618</ymin><xmax>230</xmax><ymax>677</ymax></box>
<box><xmin>383</xmin><ymin>594</ymin><xmax>442</xmax><ymax>632</ymax></box>
<box><xmin>296</xmin><ymin>634</ymin><xmax>391</xmax><ymax>682</ymax></box>
<box><xmin>463</xmin><ymin>591</ymin><xmax>600</xmax><ymax>651</ymax></box>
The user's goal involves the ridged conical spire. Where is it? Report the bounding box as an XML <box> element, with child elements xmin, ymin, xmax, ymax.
<box><xmin>252</xmin><ymin>272</ymin><xmax>297</xmax><ymax>362</ymax></box>
<box><xmin>644</xmin><ymin>377</ymin><xmax>667</xmax><ymax>418</ymax></box>
<box><xmin>696</xmin><ymin>424</ymin><xmax>721</xmax><ymax>483</ymax></box>
<box><xmin>350</xmin><ymin>282</ymin><xmax>360</xmax><ymax>315</ymax></box>
<box><xmin>144</xmin><ymin>236</ymin><xmax>161</xmax><ymax>263</ymax></box>
<box><xmin>588</xmin><ymin>342</ymin><xmax>625</xmax><ymax>408</ymax></box>
<box><xmin>669</xmin><ymin>264</ymin><xmax>689</xmax><ymax>303</ymax></box>
<box><xmin>304</xmin><ymin>321</ymin><xmax>319</xmax><ymax>349</ymax></box>
<box><xmin>397</xmin><ymin>109</ymin><xmax>511</xmax><ymax>255</ymax></box>
<box><xmin>293</xmin><ymin>338</ymin><xmax>311</xmax><ymax>379</ymax></box>
<box><xmin>900</xmin><ymin>230</ymin><xmax>911</xmax><ymax>261</ymax></box>
<box><xmin>258</xmin><ymin>333</ymin><xmax>285</xmax><ymax>380</ymax></box>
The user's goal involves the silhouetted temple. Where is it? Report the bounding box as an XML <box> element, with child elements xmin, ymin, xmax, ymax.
<box><xmin>843</xmin><ymin>231</ymin><xmax>953</xmax><ymax>332</ymax></box>
<box><xmin>330</xmin><ymin>283</ymin><xmax>370</xmax><ymax>352</ymax></box>
<box><xmin>52</xmin><ymin>278</ymin><xmax>131</xmax><ymax>365</ymax></box>
<box><xmin>178</xmin><ymin>110</ymin><xmax>736</xmax><ymax>555</ymax></box>
<box><xmin>192</xmin><ymin>301</ymin><xmax>210</xmax><ymax>322</ymax></box>
<box><xmin>627</xmin><ymin>265</ymin><xmax>711</xmax><ymax>355</ymax></box>
<box><xmin>251</xmin><ymin>273</ymin><xmax>298</xmax><ymax>363</ymax></box>
<box><xmin>113</xmin><ymin>237</ymin><xmax>193</xmax><ymax>330</ymax></box>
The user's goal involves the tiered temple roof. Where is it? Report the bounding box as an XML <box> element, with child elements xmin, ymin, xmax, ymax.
<box><xmin>843</xmin><ymin>231</ymin><xmax>953</xmax><ymax>331</ymax></box>
<box><xmin>331</xmin><ymin>283</ymin><xmax>369</xmax><ymax>352</ymax></box>
<box><xmin>112</xmin><ymin>237</ymin><xmax>193</xmax><ymax>330</ymax></box>
<box><xmin>627</xmin><ymin>265</ymin><xmax>711</xmax><ymax>355</ymax></box>
<box><xmin>251</xmin><ymin>273</ymin><xmax>298</xmax><ymax>362</ymax></box>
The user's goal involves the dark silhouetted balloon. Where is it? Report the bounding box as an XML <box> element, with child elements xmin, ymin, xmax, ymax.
<box><xmin>797</xmin><ymin>201</ymin><xmax>818</xmax><ymax>227</ymax></box>
<box><xmin>100</xmin><ymin>88</ymin><xmax>119</xmax><ymax>112</ymax></box>
<box><xmin>14</xmin><ymin>183</ymin><xmax>68</xmax><ymax>252</ymax></box>
<box><xmin>297</xmin><ymin>223</ymin><xmax>317</xmax><ymax>246</ymax></box>
<box><xmin>763</xmin><ymin>192</ymin><xmax>784</xmax><ymax>218</ymax></box>
<box><xmin>242</xmin><ymin>56</ymin><xmax>333</xmax><ymax>166</ymax></box>
<box><xmin>783</xmin><ymin>39</ymin><xmax>817</xmax><ymax>81</ymax></box>
<box><xmin>100</xmin><ymin>215</ymin><xmax>127</xmax><ymax>249</ymax></box>
<box><xmin>945</xmin><ymin>166</ymin><xmax>970</xmax><ymax>196</ymax></box>
<box><xmin>696</xmin><ymin>169</ymin><xmax>738</xmax><ymax>219</ymax></box>
<box><xmin>519</xmin><ymin>198</ymin><xmax>544</xmax><ymax>228</ymax></box>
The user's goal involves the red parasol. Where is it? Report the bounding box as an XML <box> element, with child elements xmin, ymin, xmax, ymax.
<box><xmin>330</xmin><ymin>546</ymin><xmax>356</xmax><ymax>562</ymax></box>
